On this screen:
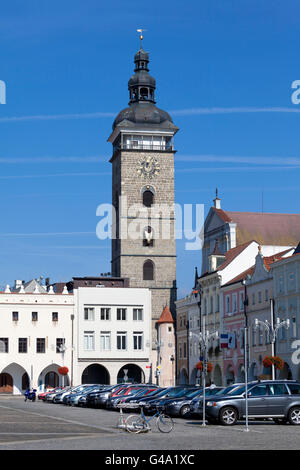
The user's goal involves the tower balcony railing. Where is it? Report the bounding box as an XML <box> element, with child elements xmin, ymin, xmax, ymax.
<box><xmin>119</xmin><ymin>143</ymin><xmax>174</xmax><ymax>151</ymax></box>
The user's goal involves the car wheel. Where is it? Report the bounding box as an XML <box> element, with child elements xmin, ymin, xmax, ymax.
<box><xmin>288</xmin><ymin>407</ymin><xmax>300</xmax><ymax>425</ymax></box>
<box><xmin>219</xmin><ymin>407</ymin><xmax>238</xmax><ymax>426</ymax></box>
<box><xmin>180</xmin><ymin>405</ymin><xmax>190</xmax><ymax>417</ymax></box>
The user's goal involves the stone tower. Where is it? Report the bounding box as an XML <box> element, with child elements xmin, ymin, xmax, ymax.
<box><xmin>108</xmin><ymin>42</ymin><xmax>179</xmax><ymax>357</ymax></box>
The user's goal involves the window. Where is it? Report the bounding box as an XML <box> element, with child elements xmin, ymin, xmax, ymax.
<box><xmin>183</xmin><ymin>342</ymin><xmax>187</xmax><ymax>358</ymax></box>
<box><xmin>52</xmin><ymin>312</ymin><xmax>58</xmax><ymax>322</ymax></box>
<box><xmin>143</xmin><ymin>190</ymin><xmax>154</xmax><ymax>207</ymax></box>
<box><xmin>292</xmin><ymin>317</ymin><xmax>297</xmax><ymax>338</ymax></box>
<box><xmin>12</xmin><ymin>311</ymin><xmax>18</xmax><ymax>321</ymax></box>
<box><xmin>117</xmin><ymin>332</ymin><xmax>127</xmax><ymax>350</ymax></box>
<box><xmin>288</xmin><ymin>272</ymin><xmax>296</xmax><ymax>291</ymax></box>
<box><xmin>232</xmin><ymin>294</ymin><xmax>237</xmax><ymax>313</ymax></box>
<box><xmin>36</xmin><ymin>338</ymin><xmax>45</xmax><ymax>353</ymax></box>
<box><xmin>56</xmin><ymin>338</ymin><xmax>65</xmax><ymax>353</ymax></box>
<box><xmin>32</xmin><ymin>312</ymin><xmax>38</xmax><ymax>321</ymax></box>
<box><xmin>179</xmin><ymin>346</ymin><xmax>182</xmax><ymax>359</ymax></box>
<box><xmin>240</xmin><ymin>329</ymin><xmax>245</xmax><ymax>349</ymax></box>
<box><xmin>18</xmin><ymin>338</ymin><xmax>27</xmax><ymax>353</ymax></box>
<box><xmin>252</xmin><ymin>325</ymin><xmax>256</xmax><ymax>346</ymax></box>
<box><xmin>279</xmin><ymin>275</ymin><xmax>284</xmax><ymax>293</ymax></box>
<box><xmin>0</xmin><ymin>338</ymin><xmax>9</xmax><ymax>353</ymax></box>
<box><xmin>239</xmin><ymin>292</ymin><xmax>244</xmax><ymax>311</ymax></box>
<box><xmin>143</xmin><ymin>260</ymin><xmax>154</xmax><ymax>280</ymax></box>
<box><xmin>100</xmin><ymin>308</ymin><xmax>111</xmax><ymax>321</ymax></box>
<box><xmin>252</xmin><ymin>293</ymin><xmax>255</xmax><ymax>305</ymax></box>
<box><xmin>117</xmin><ymin>308</ymin><xmax>127</xmax><ymax>321</ymax></box>
<box><xmin>100</xmin><ymin>332</ymin><xmax>111</xmax><ymax>351</ymax></box>
<box><xmin>215</xmin><ymin>294</ymin><xmax>219</xmax><ymax>312</ymax></box>
<box><xmin>133</xmin><ymin>332</ymin><xmax>143</xmax><ymax>350</ymax></box>
<box><xmin>288</xmin><ymin>384</ymin><xmax>300</xmax><ymax>395</ymax></box>
<box><xmin>265</xmin><ymin>290</ymin><xmax>269</xmax><ymax>302</ymax></box>
<box><xmin>133</xmin><ymin>308</ymin><xmax>143</xmax><ymax>321</ymax></box>
<box><xmin>84</xmin><ymin>307</ymin><xmax>95</xmax><ymax>321</ymax></box>
<box><xmin>84</xmin><ymin>332</ymin><xmax>95</xmax><ymax>350</ymax></box>
<box><xmin>258</xmin><ymin>292</ymin><xmax>262</xmax><ymax>303</ymax></box>
<box><xmin>143</xmin><ymin>226</ymin><xmax>154</xmax><ymax>247</ymax></box>
<box><xmin>225</xmin><ymin>295</ymin><xmax>230</xmax><ymax>314</ymax></box>
<box><xmin>269</xmin><ymin>384</ymin><xmax>289</xmax><ymax>395</ymax></box>
<box><xmin>258</xmin><ymin>326</ymin><xmax>263</xmax><ymax>345</ymax></box>
<box><xmin>249</xmin><ymin>385</ymin><xmax>268</xmax><ymax>396</ymax></box>
<box><xmin>210</xmin><ymin>296</ymin><xmax>214</xmax><ymax>314</ymax></box>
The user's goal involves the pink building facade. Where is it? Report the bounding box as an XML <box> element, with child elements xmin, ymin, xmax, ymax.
<box><xmin>221</xmin><ymin>277</ymin><xmax>249</xmax><ymax>385</ymax></box>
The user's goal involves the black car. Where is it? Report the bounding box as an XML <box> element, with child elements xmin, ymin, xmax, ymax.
<box><xmin>164</xmin><ymin>386</ymin><xmax>224</xmax><ymax>417</ymax></box>
<box><xmin>142</xmin><ymin>386</ymin><xmax>199</xmax><ymax>413</ymax></box>
<box><xmin>204</xmin><ymin>380</ymin><xmax>300</xmax><ymax>425</ymax></box>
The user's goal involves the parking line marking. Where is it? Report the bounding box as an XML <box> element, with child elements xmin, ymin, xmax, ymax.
<box><xmin>0</xmin><ymin>404</ymin><xmax>116</xmax><ymax>434</ymax></box>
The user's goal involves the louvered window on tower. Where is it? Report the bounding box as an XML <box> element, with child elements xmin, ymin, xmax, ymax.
<box><xmin>143</xmin><ymin>190</ymin><xmax>154</xmax><ymax>207</ymax></box>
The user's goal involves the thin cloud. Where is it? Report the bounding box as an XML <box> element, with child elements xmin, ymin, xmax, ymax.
<box><xmin>176</xmin><ymin>166</ymin><xmax>300</xmax><ymax>173</ymax></box>
<box><xmin>0</xmin><ymin>171</ymin><xmax>110</xmax><ymax>179</ymax></box>
<box><xmin>1</xmin><ymin>106</ymin><xmax>300</xmax><ymax>123</ymax></box>
<box><xmin>176</xmin><ymin>154</ymin><xmax>300</xmax><ymax>165</ymax></box>
<box><xmin>0</xmin><ymin>232</ymin><xmax>95</xmax><ymax>237</ymax></box>
<box><xmin>0</xmin><ymin>156</ymin><xmax>106</xmax><ymax>164</ymax></box>
<box><xmin>170</xmin><ymin>107</ymin><xmax>300</xmax><ymax>116</ymax></box>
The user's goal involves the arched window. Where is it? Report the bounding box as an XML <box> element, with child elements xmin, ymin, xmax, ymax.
<box><xmin>143</xmin><ymin>260</ymin><xmax>154</xmax><ymax>280</ymax></box>
<box><xmin>143</xmin><ymin>226</ymin><xmax>154</xmax><ymax>247</ymax></box>
<box><xmin>143</xmin><ymin>190</ymin><xmax>154</xmax><ymax>207</ymax></box>
<box><xmin>140</xmin><ymin>88</ymin><xmax>149</xmax><ymax>100</ymax></box>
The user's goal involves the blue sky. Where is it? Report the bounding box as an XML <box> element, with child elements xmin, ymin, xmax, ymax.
<box><xmin>0</xmin><ymin>0</ymin><xmax>300</xmax><ymax>296</ymax></box>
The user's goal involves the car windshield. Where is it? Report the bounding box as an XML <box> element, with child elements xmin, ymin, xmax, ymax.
<box><xmin>150</xmin><ymin>388</ymin><xmax>173</xmax><ymax>398</ymax></box>
<box><xmin>214</xmin><ymin>385</ymin><xmax>241</xmax><ymax>395</ymax></box>
<box><xmin>227</xmin><ymin>385</ymin><xmax>246</xmax><ymax>396</ymax></box>
<box><xmin>165</xmin><ymin>388</ymin><xmax>190</xmax><ymax>398</ymax></box>
<box><xmin>145</xmin><ymin>388</ymin><xmax>164</xmax><ymax>397</ymax></box>
<box><xmin>184</xmin><ymin>388</ymin><xmax>203</xmax><ymax>398</ymax></box>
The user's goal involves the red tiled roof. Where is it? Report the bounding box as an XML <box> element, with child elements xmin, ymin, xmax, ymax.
<box><xmin>214</xmin><ymin>209</ymin><xmax>300</xmax><ymax>246</ymax></box>
<box><xmin>263</xmin><ymin>249</ymin><xmax>293</xmax><ymax>271</ymax></box>
<box><xmin>156</xmin><ymin>306</ymin><xmax>174</xmax><ymax>324</ymax></box>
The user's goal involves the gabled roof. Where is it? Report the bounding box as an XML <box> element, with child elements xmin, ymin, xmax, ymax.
<box><xmin>263</xmin><ymin>249</ymin><xmax>293</xmax><ymax>271</ymax></box>
<box><xmin>199</xmin><ymin>240</ymin><xmax>255</xmax><ymax>279</ymax></box>
<box><xmin>212</xmin><ymin>209</ymin><xmax>300</xmax><ymax>246</ymax></box>
<box><xmin>156</xmin><ymin>305</ymin><xmax>174</xmax><ymax>324</ymax></box>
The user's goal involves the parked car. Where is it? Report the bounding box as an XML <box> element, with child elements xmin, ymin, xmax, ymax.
<box><xmin>142</xmin><ymin>386</ymin><xmax>198</xmax><ymax>413</ymax></box>
<box><xmin>63</xmin><ymin>384</ymin><xmax>100</xmax><ymax>405</ymax></box>
<box><xmin>119</xmin><ymin>387</ymin><xmax>165</xmax><ymax>407</ymax></box>
<box><xmin>164</xmin><ymin>386</ymin><xmax>224</xmax><ymax>417</ymax></box>
<box><xmin>190</xmin><ymin>384</ymin><xmax>242</xmax><ymax>416</ymax></box>
<box><xmin>44</xmin><ymin>388</ymin><xmax>66</xmax><ymax>402</ymax></box>
<box><xmin>204</xmin><ymin>380</ymin><xmax>300</xmax><ymax>425</ymax></box>
<box><xmin>86</xmin><ymin>385</ymin><xmax>123</xmax><ymax>408</ymax></box>
<box><xmin>68</xmin><ymin>385</ymin><xmax>104</xmax><ymax>406</ymax></box>
<box><xmin>106</xmin><ymin>385</ymin><xmax>155</xmax><ymax>409</ymax></box>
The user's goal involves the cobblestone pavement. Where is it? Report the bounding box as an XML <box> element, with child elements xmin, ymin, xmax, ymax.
<box><xmin>0</xmin><ymin>396</ymin><xmax>298</xmax><ymax>450</ymax></box>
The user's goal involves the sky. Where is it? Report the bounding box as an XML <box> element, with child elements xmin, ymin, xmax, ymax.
<box><xmin>0</xmin><ymin>0</ymin><xmax>300</xmax><ymax>297</ymax></box>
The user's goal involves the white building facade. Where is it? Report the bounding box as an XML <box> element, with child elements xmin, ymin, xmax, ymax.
<box><xmin>74</xmin><ymin>287</ymin><xmax>152</xmax><ymax>386</ymax></box>
<box><xmin>0</xmin><ymin>289</ymin><xmax>75</xmax><ymax>394</ymax></box>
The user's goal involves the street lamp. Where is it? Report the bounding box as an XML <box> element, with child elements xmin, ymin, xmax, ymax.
<box><xmin>254</xmin><ymin>312</ymin><xmax>290</xmax><ymax>380</ymax></box>
<box><xmin>190</xmin><ymin>326</ymin><xmax>218</xmax><ymax>426</ymax></box>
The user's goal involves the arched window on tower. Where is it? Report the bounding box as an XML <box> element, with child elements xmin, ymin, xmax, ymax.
<box><xmin>143</xmin><ymin>260</ymin><xmax>154</xmax><ymax>280</ymax></box>
<box><xmin>143</xmin><ymin>226</ymin><xmax>154</xmax><ymax>247</ymax></box>
<box><xmin>143</xmin><ymin>189</ymin><xmax>154</xmax><ymax>207</ymax></box>
<box><xmin>140</xmin><ymin>88</ymin><xmax>149</xmax><ymax>100</ymax></box>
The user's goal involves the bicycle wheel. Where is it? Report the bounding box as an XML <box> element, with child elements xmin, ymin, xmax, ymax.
<box><xmin>156</xmin><ymin>413</ymin><xmax>174</xmax><ymax>433</ymax></box>
<box><xmin>125</xmin><ymin>415</ymin><xmax>149</xmax><ymax>433</ymax></box>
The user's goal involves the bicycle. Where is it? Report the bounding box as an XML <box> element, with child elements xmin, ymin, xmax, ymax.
<box><xmin>125</xmin><ymin>406</ymin><xmax>174</xmax><ymax>434</ymax></box>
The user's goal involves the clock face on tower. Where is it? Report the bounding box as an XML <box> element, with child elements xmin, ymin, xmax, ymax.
<box><xmin>137</xmin><ymin>155</ymin><xmax>160</xmax><ymax>179</ymax></box>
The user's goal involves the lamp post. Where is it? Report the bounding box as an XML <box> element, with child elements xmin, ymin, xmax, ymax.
<box><xmin>254</xmin><ymin>312</ymin><xmax>290</xmax><ymax>380</ymax></box>
<box><xmin>190</xmin><ymin>322</ymin><xmax>218</xmax><ymax>426</ymax></box>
